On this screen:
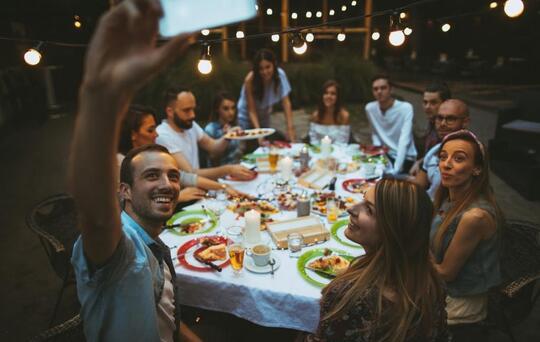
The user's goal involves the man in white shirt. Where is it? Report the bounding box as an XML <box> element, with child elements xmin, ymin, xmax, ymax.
<box><xmin>365</xmin><ymin>75</ymin><xmax>417</xmax><ymax>174</ymax></box>
<box><xmin>157</xmin><ymin>87</ymin><xmax>254</xmax><ymax>180</ymax></box>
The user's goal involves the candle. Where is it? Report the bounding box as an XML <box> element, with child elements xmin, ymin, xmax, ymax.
<box><xmin>244</xmin><ymin>209</ymin><xmax>261</xmax><ymax>244</ymax></box>
<box><xmin>279</xmin><ymin>156</ymin><xmax>293</xmax><ymax>180</ymax></box>
<box><xmin>321</xmin><ymin>135</ymin><xmax>332</xmax><ymax>158</ymax></box>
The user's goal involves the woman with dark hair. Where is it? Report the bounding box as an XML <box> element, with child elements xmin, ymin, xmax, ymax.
<box><xmin>431</xmin><ymin>130</ymin><xmax>502</xmax><ymax>341</ymax></box>
<box><xmin>308</xmin><ymin>80</ymin><xmax>350</xmax><ymax>144</ymax></box>
<box><xmin>306</xmin><ymin>179</ymin><xmax>449</xmax><ymax>342</ymax></box>
<box><xmin>237</xmin><ymin>48</ymin><xmax>295</xmax><ymax>142</ymax></box>
<box><xmin>204</xmin><ymin>92</ymin><xmax>243</xmax><ymax>166</ymax></box>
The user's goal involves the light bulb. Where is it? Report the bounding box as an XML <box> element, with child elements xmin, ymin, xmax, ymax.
<box><xmin>404</xmin><ymin>27</ymin><xmax>413</xmax><ymax>36</ymax></box>
<box><xmin>337</xmin><ymin>33</ymin><xmax>346</xmax><ymax>42</ymax></box>
<box><xmin>504</xmin><ymin>0</ymin><xmax>524</xmax><ymax>18</ymax></box>
<box><xmin>441</xmin><ymin>23</ymin><xmax>451</xmax><ymax>32</ymax></box>
<box><xmin>305</xmin><ymin>33</ymin><xmax>315</xmax><ymax>42</ymax></box>
<box><xmin>489</xmin><ymin>2</ymin><xmax>498</xmax><ymax>9</ymax></box>
<box><xmin>389</xmin><ymin>30</ymin><xmax>405</xmax><ymax>46</ymax></box>
<box><xmin>316</xmin><ymin>11</ymin><xmax>322</xmax><ymax>18</ymax></box>
<box><xmin>197</xmin><ymin>59</ymin><xmax>212</xmax><ymax>75</ymax></box>
<box><xmin>341</xmin><ymin>5</ymin><xmax>347</xmax><ymax>12</ymax></box>
<box><xmin>400</xmin><ymin>12</ymin><xmax>407</xmax><ymax>19</ymax></box>
<box><xmin>266</xmin><ymin>8</ymin><xmax>273</xmax><ymax>16</ymax></box>
<box><xmin>292</xmin><ymin>42</ymin><xmax>307</xmax><ymax>55</ymax></box>
<box><xmin>291</xmin><ymin>12</ymin><xmax>298</xmax><ymax>19</ymax></box>
<box><xmin>74</xmin><ymin>20</ymin><xmax>82</xmax><ymax>28</ymax></box>
<box><xmin>371</xmin><ymin>31</ymin><xmax>380</xmax><ymax>40</ymax></box>
<box><xmin>201</xmin><ymin>29</ymin><xmax>210</xmax><ymax>36</ymax></box>
<box><xmin>351</xmin><ymin>1</ymin><xmax>357</xmax><ymax>6</ymax></box>
<box><xmin>306</xmin><ymin>11</ymin><xmax>312</xmax><ymax>18</ymax></box>
<box><xmin>329</xmin><ymin>9</ymin><xmax>335</xmax><ymax>16</ymax></box>
<box><xmin>24</xmin><ymin>48</ymin><xmax>42</xmax><ymax>66</ymax></box>
<box><xmin>271</xmin><ymin>34</ymin><xmax>280</xmax><ymax>42</ymax></box>
<box><xmin>236</xmin><ymin>31</ymin><xmax>245</xmax><ymax>39</ymax></box>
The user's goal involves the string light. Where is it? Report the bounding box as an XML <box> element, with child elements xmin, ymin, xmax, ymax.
<box><xmin>404</xmin><ymin>27</ymin><xmax>413</xmax><ymax>35</ymax></box>
<box><xmin>388</xmin><ymin>13</ymin><xmax>405</xmax><ymax>47</ymax></box>
<box><xmin>197</xmin><ymin>43</ymin><xmax>212</xmax><ymax>75</ymax></box>
<box><xmin>441</xmin><ymin>23</ymin><xmax>451</xmax><ymax>32</ymax></box>
<box><xmin>341</xmin><ymin>5</ymin><xmax>347</xmax><ymax>12</ymax></box>
<box><xmin>351</xmin><ymin>1</ymin><xmax>357</xmax><ymax>6</ymax></box>
<box><xmin>337</xmin><ymin>32</ymin><xmax>346</xmax><ymax>42</ymax></box>
<box><xmin>291</xmin><ymin>12</ymin><xmax>298</xmax><ymax>19</ymax></box>
<box><xmin>305</xmin><ymin>32</ymin><xmax>315</xmax><ymax>42</ymax></box>
<box><xmin>371</xmin><ymin>31</ymin><xmax>381</xmax><ymax>40</ymax></box>
<box><xmin>291</xmin><ymin>33</ymin><xmax>307</xmax><ymax>55</ymax></box>
<box><xmin>266</xmin><ymin>8</ymin><xmax>273</xmax><ymax>16</ymax></box>
<box><xmin>271</xmin><ymin>34</ymin><xmax>280</xmax><ymax>42</ymax></box>
<box><xmin>504</xmin><ymin>0</ymin><xmax>524</xmax><ymax>18</ymax></box>
<box><xmin>489</xmin><ymin>2</ymin><xmax>498</xmax><ymax>9</ymax></box>
<box><xmin>316</xmin><ymin>11</ymin><xmax>322</xmax><ymax>18</ymax></box>
<box><xmin>236</xmin><ymin>31</ymin><xmax>245</xmax><ymax>39</ymax></box>
<box><xmin>73</xmin><ymin>15</ymin><xmax>82</xmax><ymax>29</ymax></box>
<box><xmin>201</xmin><ymin>29</ymin><xmax>210</xmax><ymax>36</ymax></box>
<box><xmin>23</xmin><ymin>42</ymin><xmax>43</xmax><ymax>66</ymax></box>
<box><xmin>400</xmin><ymin>12</ymin><xmax>407</xmax><ymax>19</ymax></box>
<box><xmin>329</xmin><ymin>9</ymin><xmax>335</xmax><ymax>16</ymax></box>
<box><xmin>306</xmin><ymin>11</ymin><xmax>312</xmax><ymax>18</ymax></box>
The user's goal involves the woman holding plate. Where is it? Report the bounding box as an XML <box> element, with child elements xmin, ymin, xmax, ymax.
<box><xmin>237</xmin><ymin>48</ymin><xmax>295</xmax><ymax>143</ymax></box>
<box><xmin>305</xmin><ymin>179</ymin><xmax>449</xmax><ymax>342</ymax></box>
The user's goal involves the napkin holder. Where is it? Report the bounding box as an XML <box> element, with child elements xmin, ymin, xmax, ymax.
<box><xmin>297</xmin><ymin>168</ymin><xmax>334</xmax><ymax>190</ymax></box>
<box><xmin>266</xmin><ymin>216</ymin><xmax>329</xmax><ymax>249</ymax></box>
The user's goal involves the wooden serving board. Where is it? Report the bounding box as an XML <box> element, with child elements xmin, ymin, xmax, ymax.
<box><xmin>297</xmin><ymin>168</ymin><xmax>334</xmax><ymax>190</ymax></box>
<box><xmin>266</xmin><ymin>216</ymin><xmax>330</xmax><ymax>249</ymax></box>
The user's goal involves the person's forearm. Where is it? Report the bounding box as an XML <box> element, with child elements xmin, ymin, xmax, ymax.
<box><xmin>196</xmin><ymin>175</ymin><xmax>227</xmax><ymax>191</ymax></box>
<box><xmin>248</xmin><ymin>111</ymin><xmax>260</xmax><ymax>128</ymax></box>
<box><xmin>196</xmin><ymin>165</ymin><xmax>230</xmax><ymax>180</ymax></box>
<box><xmin>207</xmin><ymin>137</ymin><xmax>229</xmax><ymax>156</ymax></box>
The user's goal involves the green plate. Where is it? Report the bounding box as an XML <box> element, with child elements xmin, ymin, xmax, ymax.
<box><xmin>242</xmin><ymin>153</ymin><xmax>268</xmax><ymax>164</ymax></box>
<box><xmin>297</xmin><ymin>248</ymin><xmax>354</xmax><ymax>288</ymax></box>
<box><xmin>330</xmin><ymin>219</ymin><xmax>364</xmax><ymax>249</ymax></box>
<box><xmin>308</xmin><ymin>144</ymin><xmax>334</xmax><ymax>154</ymax></box>
<box><xmin>166</xmin><ymin>209</ymin><xmax>218</xmax><ymax>236</ymax></box>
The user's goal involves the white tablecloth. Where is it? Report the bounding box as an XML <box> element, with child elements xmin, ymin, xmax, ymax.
<box><xmin>159</xmin><ymin>143</ymin><xmax>377</xmax><ymax>332</ymax></box>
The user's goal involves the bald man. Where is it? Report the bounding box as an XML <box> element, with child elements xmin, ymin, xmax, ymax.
<box><xmin>411</xmin><ymin>99</ymin><xmax>470</xmax><ymax>198</ymax></box>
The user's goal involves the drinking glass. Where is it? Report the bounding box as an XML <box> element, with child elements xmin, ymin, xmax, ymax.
<box><xmin>287</xmin><ymin>233</ymin><xmax>304</xmax><ymax>258</ymax></box>
<box><xmin>326</xmin><ymin>198</ymin><xmax>338</xmax><ymax>223</ymax></box>
<box><xmin>226</xmin><ymin>226</ymin><xmax>245</xmax><ymax>274</ymax></box>
<box><xmin>269</xmin><ymin>147</ymin><xmax>279</xmax><ymax>173</ymax></box>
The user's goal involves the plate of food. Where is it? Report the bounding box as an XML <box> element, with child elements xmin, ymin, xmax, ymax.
<box><xmin>177</xmin><ymin>236</ymin><xmax>230</xmax><ymax>272</ymax></box>
<box><xmin>342</xmin><ymin>178</ymin><xmax>377</xmax><ymax>194</ymax></box>
<box><xmin>224</xmin><ymin>128</ymin><xmax>275</xmax><ymax>140</ymax></box>
<box><xmin>241</xmin><ymin>153</ymin><xmax>268</xmax><ymax>164</ymax></box>
<box><xmin>360</xmin><ymin>145</ymin><xmax>388</xmax><ymax>157</ymax></box>
<box><xmin>165</xmin><ymin>209</ymin><xmax>218</xmax><ymax>236</ymax></box>
<box><xmin>276</xmin><ymin>191</ymin><xmax>299</xmax><ymax>210</ymax></box>
<box><xmin>330</xmin><ymin>219</ymin><xmax>364</xmax><ymax>249</ymax></box>
<box><xmin>227</xmin><ymin>198</ymin><xmax>279</xmax><ymax>230</ymax></box>
<box><xmin>297</xmin><ymin>248</ymin><xmax>355</xmax><ymax>287</ymax></box>
<box><xmin>311</xmin><ymin>192</ymin><xmax>356</xmax><ymax>217</ymax></box>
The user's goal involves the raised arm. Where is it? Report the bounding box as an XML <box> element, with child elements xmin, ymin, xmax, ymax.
<box><xmin>69</xmin><ymin>0</ymin><xmax>191</xmax><ymax>265</ymax></box>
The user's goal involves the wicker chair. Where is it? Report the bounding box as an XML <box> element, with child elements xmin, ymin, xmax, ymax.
<box><xmin>488</xmin><ymin>219</ymin><xmax>540</xmax><ymax>341</ymax></box>
<box><xmin>27</xmin><ymin>314</ymin><xmax>84</xmax><ymax>342</ymax></box>
<box><xmin>26</xmin><ymin>194</ymin><xmax>80</xmax><ymax>327</ymax></box>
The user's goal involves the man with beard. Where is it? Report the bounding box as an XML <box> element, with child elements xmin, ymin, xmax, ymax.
<box><xmin>69</xmin><ymin>1</ymin><xmax>201</xmax><ymax>341</ymax></box>
<box><xmin>156</xmin><ymin>87</ymin><xmax>255</xmax><ymax>180</ymax></box>
<box><xmin>410</xmin><ymin>99</ymin><xmax>470</xmax><ymax>198</ymax></box>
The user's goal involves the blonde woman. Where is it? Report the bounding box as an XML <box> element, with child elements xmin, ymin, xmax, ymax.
<box><xmin>306</xmin><ymin>179</ymin><xmax>449</xmax><ymax>342</ymax></box>
<box><xmin>431</xmin><ymin>130</ymin><xmax>502</xmax><ymax>341</ymax></box>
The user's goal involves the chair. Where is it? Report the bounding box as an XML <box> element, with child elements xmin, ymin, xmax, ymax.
<box><xmin>26</xmin><ymin>194</ymin><xmax>80</xmax><ymax>327</ymax></box>
<box><xmin>27</xmin><ymin>314</ymin><xmax>84</xmax><ymax>342</ymax></box>
<box><xmin>488</xmin><ymin>220</ymin><xmax>540</xmax><ymax>341</ymax></box>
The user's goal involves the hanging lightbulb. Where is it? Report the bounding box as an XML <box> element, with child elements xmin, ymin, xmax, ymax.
<box><xmin>504</xmin><ymin>0</ymin><xmax>524</xmax><ymax>18</ymax></box>
<box><xmin>489</xmin><ymin>2</ymin><xmax>498</xmax><ymax>9</ymax></box>
<box><xmin>305</xmin><ymin>32</ymin><xmax>315</xmax><ymax>42</ymax></box>
<box><xmin>337</xmin><ymin>32</ymin><xmax>346</xmax><ymax>42</ymax></box>
<box><xmin>23</xmin><ymin>42</ymin><xmax>43</xmax><ymax>66</ymax></box>
<box><xmin>291</xmin><ymin>12</ymin><xmax>298</xmax><ymax>19</ymax></box>
<box><xmin>73</xmin><ymin>15</ymin><xmax>82</xmax><ymax>29</ymax></box>
<box><xmin>291</xmin><ymin>33</ymin><xmax>307</xmax><ymax>55</ymax></box>
<box><xmin>400</xmin><ymin>12</ymin><xmax>407</xmax><ymax>19</ymax></box>
<box><xmin>271</xmin><ymin>34</ymin><xmax>280</xmax><ymax>42</ymax></box>
<box><xmin>351</xmin><ymin>1</ymin><xmax>357</xmax><ymax>6</ymax></box>
<box><xmin>266</xmin><ymin>8</ymin><xmax>273</xmax><ymax>16</ymax></box>
<box><xmin>404</xmin><ymin>27</ymin><xmax>413</xmax><ymax>36</ymax></box>
<box><xmin>388</xmin><ymin>13</ymin><xmax>405</xmax><ymax>47</ymax></box>
<box><xmin>371</xmin><ymin>31</ymin><xmax>381</xmax><ymax>41</ymax></box>
<box><xmin>441</xmin><ymin>23</ymin><xmax>451</xmax><ymax>32</ymax></box>
<box><xmin>197</xmin><ymin>43</ymin><xmax>212</xmax><ymax>75</ymax></box>
<box><xmin>316</xmin><ymin>11</ymin><xmax>322</xmax><ymax>18</ymax></box>
<box><xmin>236</xmin><ymin>31</ymin><xmax>245</xmax><ymax>39</ymax></box>
<box><xmin>306</xmin><ymin>11</ymin><xmax>312</xmax><ymax>18</ymax></box>
<box><xmin>341</xmin><ymin>5</ymin><xmax>347</xmax><ymax>12</ymax></box>
<box><xmin>329</xmin><ymin>9</ymin><xmax>335</xmax><ymax>16</ymax></box>
<box><xmin>201</xmin><ymin>29</ymin><xmax>210</xmax><ymax>36</ymax></box>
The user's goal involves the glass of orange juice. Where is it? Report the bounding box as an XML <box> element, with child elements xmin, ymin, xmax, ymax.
<box><xmin>326</xmin><ymin>198</ymin><xmax>339</xmax><ymax>223</ymax></box>
<box><xmin>226</xmin><ymin>226</ymin><xmax>245</xmax><ymax>274</ymax></box>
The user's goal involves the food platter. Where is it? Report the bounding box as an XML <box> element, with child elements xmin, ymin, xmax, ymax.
<box><xmin>311</xmin><ymin>192</ymin><xmax>356</xmax><ymax>217</ymax></box>
<box><xmin>166</xmin><ymin>209</ymin><xmax>218</xmax><ymax>236</ymax></box>
<box><xmin>224</xmin><ymin>128</ymin><xmax>275</xmax><ymax>140</ymax></box>
<box><xmin>297</xmin><ymin>248</ymin><xmax>354</xmax><ymax>287</ymax></box>
<box><xmin>342</xmin><ymin>178</ymin><xmax>377</xmax><ymax>194</ymax></box>
<box><xmin>177</xmin><ymin>236</ymin><xmax>231</xmax><ymax>272</ymax></box>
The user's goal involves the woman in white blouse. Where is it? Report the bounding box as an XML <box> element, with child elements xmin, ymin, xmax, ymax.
<box><xmin>309</xmin><ymin>80</ymin><xmax>351</xmax><ymax>144</ymax></box>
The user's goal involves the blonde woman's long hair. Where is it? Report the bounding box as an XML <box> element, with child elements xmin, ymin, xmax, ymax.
<box><xmin>321</xmin><ymin>179</ymin><xmax>444</xmax><ymax>342</ymax></box>
<box><xmin>432</xmin><ymin>130</ymin><xmax>503</xmax><ymax>255</ymax></box>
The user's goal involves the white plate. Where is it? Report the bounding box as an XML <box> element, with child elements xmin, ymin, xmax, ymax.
<box><xmin>224</xmin><ymin>128</ymin><xmax>275</xmax><ymax>140</ymax></box>
<box><xmin>244</xmin><ymin>253</ymin><xmax>281</xmax><ymax>274</ymax></box>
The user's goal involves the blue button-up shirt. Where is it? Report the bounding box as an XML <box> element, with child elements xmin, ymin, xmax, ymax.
<box><xmin>422</xmin><ymin>143</ymin><xmax>441</xmax><ymax>199</ymax></box>
<box><xmin>71</xmin><ymin>211</ymin><xmax>177</xmax><ymax>342</ymax></box>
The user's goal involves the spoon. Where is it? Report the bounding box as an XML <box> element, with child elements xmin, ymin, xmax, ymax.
<box><xmin>268</xmin><ymin>258</ymin><xmax>276</xmax><ymax>275</ymax></box>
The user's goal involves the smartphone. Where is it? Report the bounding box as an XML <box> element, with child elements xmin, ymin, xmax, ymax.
<box><xmin>159</xmin><ymin>0</ymin><xmax>258</xmax><ymax>37</ymax></box>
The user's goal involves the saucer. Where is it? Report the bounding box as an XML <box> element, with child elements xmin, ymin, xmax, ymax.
<box><xmin>244</xmin><ymin>254</ymin><xmax>281</xmax><ymax>274</ymax></box>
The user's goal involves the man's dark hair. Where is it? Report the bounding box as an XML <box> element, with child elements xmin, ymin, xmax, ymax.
<box><xmin>120</xmin><ymin>144</ymin><xmax>171</xmax><ymax>186</ymax></box>
<box><xmin>371</xmin><ymin>73</ymin><xmax>392</xmax><ymax>86</ymax></box>
<box><xmin>425</xmin><ymin>81</ymin><xmax>452</xmax><ymax>101</ymax></box>
<box><xmin>118</xmin><ymin>104</ymin><xmax>158</xmax><ymax>155</ymax></box>
<box><xmin>163</xmin><ymin>86</ymin><xmax>192</xmax><ymax>109</ymax></box>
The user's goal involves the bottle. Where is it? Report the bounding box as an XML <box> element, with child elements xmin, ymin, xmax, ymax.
<box><xmin>297</xmin><ymin>191</ymin><xmax>310</xmax><ymax>217</ymax></box>
<box><xmin>299</xmin><ymin>146</ymin><xmax>310</xmax><ymax>170</ymax></box>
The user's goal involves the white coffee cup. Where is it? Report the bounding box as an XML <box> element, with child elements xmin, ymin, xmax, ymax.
<box><xmin>251</xmin><ymin>244</ymin><xmax>271</xmax><ymax>267</ymax></box>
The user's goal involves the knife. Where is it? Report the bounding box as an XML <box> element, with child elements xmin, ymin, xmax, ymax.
<box><xmin>194</xmin><ymin>254</ymin><xmax>223</xmax><ymax>272</ymax></box>
<box><xmin>162</xmin><ymin>219</ymin><xmax>209</xmax><ymax>230</ymax></box>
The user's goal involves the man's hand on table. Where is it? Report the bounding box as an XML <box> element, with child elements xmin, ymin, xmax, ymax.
<box><xmin>226</xmin><ymin>164</ymin><xmax>256</xmax><ymax>180</ymax></box>
<box><xmin>178</xmin><ymin>187</ymin><xmax>207</xmax><ymax>202</ymax></box>
<box><xmin>224</xmin><ymin>185</ymin><xmax>253</xmax><ymax>199</ymax></box>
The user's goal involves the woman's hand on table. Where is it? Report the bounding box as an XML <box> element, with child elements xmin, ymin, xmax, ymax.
<box><xmin>178</xmin><ymin>187</ymin><xmax>207</xmax><ymax>202</ymax></box>
<box><xmin>227</xmin><ymin>164</ymin><xmax>256</xmax><ymax>180</ymax></box>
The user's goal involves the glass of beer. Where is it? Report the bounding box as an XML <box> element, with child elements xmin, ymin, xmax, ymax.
<box><xmin>226</xmin><ymin>226</ymin><xmax>245</xmax><ymax>274</ymax></box>
<box><xmin>269</xmin><ymin>147</ymin><xmax>279</xmax><ymax>173</ymax></box>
